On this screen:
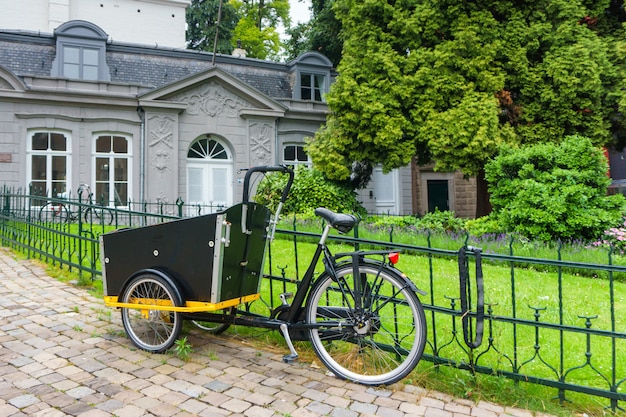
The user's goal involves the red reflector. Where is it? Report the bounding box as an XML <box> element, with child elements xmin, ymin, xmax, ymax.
<box><xmin>388</xmin><ymin>252</ymin><xmax>399</xmax><ymax>265</ymax></box>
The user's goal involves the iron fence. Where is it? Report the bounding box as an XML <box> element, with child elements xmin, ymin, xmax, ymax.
<box><xmin>1</xmin><ymin>185</ymin><xmax>625</xmax><ymax>411</ymax></box>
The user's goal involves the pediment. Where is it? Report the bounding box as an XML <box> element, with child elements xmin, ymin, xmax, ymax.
<box><xmin>0</xmin><ymin>65</ymin><xmax>25</xmax><ymax>91</ymax></box>
<box><xmin>139</xmin><ymin>66</ymin><xmax>287</xmax><ymax>116</ymax></box>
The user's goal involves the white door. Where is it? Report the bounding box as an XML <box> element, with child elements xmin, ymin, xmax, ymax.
<box><xmin>373</xmin><ymin>167</ymin><xmax>400</xmax><ymax>214</ymax></box>
<box><xmin>186</xmin><ymin>137</ymin><xmax>233</xmax><ymax>215</ymax></box>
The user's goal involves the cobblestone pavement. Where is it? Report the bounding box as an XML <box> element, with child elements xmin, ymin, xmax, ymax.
<box><xmin>0</xmin><ymin>248</ymin><xmax>558</xmax><ymax>417</ymax></box>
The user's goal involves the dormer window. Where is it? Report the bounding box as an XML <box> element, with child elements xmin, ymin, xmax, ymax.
<box><xmin>288</xmin><ymin>52</ymin><xmax>333</xmax><ymax>102</ymax></box>
<box><xmin>51</xmin><ymin>21</ymin><xmax>111</xmax><ymax>82</ymax></box>
<box><xmin>300</xmin><ymin>73</ymin><xmax>325</xmax><ymax>102</ymax></box>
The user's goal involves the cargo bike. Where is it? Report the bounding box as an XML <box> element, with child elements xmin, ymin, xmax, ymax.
<box><xmin>100</xmin><ymin>165</ymin><xmax>428</xmax><ymax>386</ymax></box>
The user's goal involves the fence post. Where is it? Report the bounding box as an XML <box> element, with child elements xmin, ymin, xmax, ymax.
<box><xmin>176</xmin><ymin>197</ymin><xmax>184</xmax><ymax>218</ymax></box>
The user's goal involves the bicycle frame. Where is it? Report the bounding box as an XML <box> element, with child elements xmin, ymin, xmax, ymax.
<box><xmin>184</xmin><ymin>216</ymin><xmax>424</xmax><ymax>362</ymax></box>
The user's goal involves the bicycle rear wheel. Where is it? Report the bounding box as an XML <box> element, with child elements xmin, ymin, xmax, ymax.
<box><xmin>120</xmin><ymin>272</ymin><xmax>183</xmax><ymax>353</ymax></box>
<box><xmin>85</xmin><ymin>206</ymin><xmax>114</xmax><ymax>225</ymax></box>
<box><xmin>39</xmin><ymin>202</ymin><xmax>69</xmax><ymax>223</ymax></box>
<box><xmin>305</xmin><ymin>262</ymin><xmax>426</xmax><ymax>386</ymax></box>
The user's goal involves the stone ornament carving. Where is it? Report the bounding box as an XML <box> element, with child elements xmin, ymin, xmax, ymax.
<box><xmin>172</xmin><ymin>81</ymin><xmax>251</xmax><ymax>118</ymax></box>
<box><xmin>148</xmin><ymin>115</ymin><xmax>175</xmax><ymax>175</ymax></box>
<box><xmin>250</xmin><ymin>121</ymin><xmax>273</xmax><ymax>166</ymax></box>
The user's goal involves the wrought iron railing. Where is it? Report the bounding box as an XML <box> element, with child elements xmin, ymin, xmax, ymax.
<box><xmin>1</xmin><ymin>185</ymin><xmax>624</xmax><ymax>411</ymax></box>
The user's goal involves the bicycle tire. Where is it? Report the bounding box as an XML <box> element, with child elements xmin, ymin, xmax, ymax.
<box><xmin>85</xmin><ymin>206</ymin><xmax>114</xmax><ymax>225</ymax></box>
<box><xmin>305</xmin><ymin>261</ymin><xmax>426</xmax><ymax>385</ymax></box>
<box><xmin>120</xmin><ymin>272</ymin><xmax>183</xmax><ymax>353</ymax></box>
<box><xmin>39</xmin><ymin>202</ymin><xmax>69</xmax><ymax>223</ymax></box>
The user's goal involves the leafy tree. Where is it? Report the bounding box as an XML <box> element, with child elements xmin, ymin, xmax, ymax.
<box><xmin>285</xmin><ymin>0</ymin><xmax>343</xmax><ymax>67</ymax></box>
<box><xmin>306</xmin><ymin>0</ymin><xmax>626</xmax><ymax>217</ymax></box>
<box><xmin>484</xmin><ymin>136</ymin><xmax>625</xmax><ymax>241</ymax></box>
<box><xmin>231</xmin><ymin>0</ymin><xmax>290</xmax><ymax>60</ymax></box>
<box><xmin>186</xmin><ymin>0</ymin><xmax>239</xmax><ymax>54</ymax></box>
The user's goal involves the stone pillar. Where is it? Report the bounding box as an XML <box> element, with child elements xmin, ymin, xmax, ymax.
<box><xmin>145</xmin><ymin>112</ymin><xmax>179</xmax><ymax>214</ymax></box>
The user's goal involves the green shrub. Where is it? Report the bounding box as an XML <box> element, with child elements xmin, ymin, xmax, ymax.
<box><xmin>255</xmin><ymin>166</ymin><xmax>366</xmax><ymax>216</ymax></box>
<box><xmin>465</xmin><ymin>215</ymin><xmax>504</xmax><ymax>238</ymax></box>
<box><xmin>485</xmin><ymin>136</ymin><xmax>625</xmax><ymax>241</ymax></box>
<box><xmin>364</xmin><ymin>215</ymin><xmax>418</xmax><ymax>230</ymax></box>
<box><xmin>416</xmin><ymin>210</ymin><xmax>467</xmax><ymax>233</ymax></box>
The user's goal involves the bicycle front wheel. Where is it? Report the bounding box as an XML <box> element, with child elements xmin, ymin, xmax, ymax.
<box><xmin>305</xmin><ymin>262</ymin><xmax>426</xmax><ymax>385</ymax></box>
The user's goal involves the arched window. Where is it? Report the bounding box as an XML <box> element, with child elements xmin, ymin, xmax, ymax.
<box><xmin>186</xmin><ymin>136</ymin><xmax>233</xmax><ymax>214</ymax></box>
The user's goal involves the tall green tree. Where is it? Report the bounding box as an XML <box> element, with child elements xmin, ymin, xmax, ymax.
<box><xmin>307</xmin><ymin>0</ymin><xmax>626</xmax><ymax>216</ymax></box>
<box><xmin>285</xmin><ymin>0</ymin><xmax>343</xmax><ymax>66</ymax></box>
<box><xmin>186</xmin><ymin>0</ymin><xmax>239</xmax><ymax>54</ymax></box>
<box><xmin>231</xmin><ymin>0</ymin><xmax>291</xmax><ymax>60</ymax></box>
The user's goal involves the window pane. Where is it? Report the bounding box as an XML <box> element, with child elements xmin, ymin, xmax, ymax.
<box><xmin>30</xmin><ymin>181</ymin><xmax>46</xmax><ymax>198</ymax></box>
<box><xmin>314</xmin><ymin>87</ymin><xmax>322</xmax><ymax>102</ymax></box>
<box><xmin>208</xmin><ymin>140</ymin><xmax>228</xmax><ymax>159</ymax></box>
<box><xmin>64</xmin><ymin>46</ymin><xmax>80</xmax><ymax>64</ymax></box>
<box><xmin>188</xmin><ymin>140</ymin><xmax>205</xmax><ymax>158</ymax></box>
<box><xmin>63</xmin><ymin>63</ymin><xmax>80</xmax><ymax>79</ymax></box>
<box><xmin>284</xmin><ymin>145</ymin><xmax>295</xmax><ymax>161</ymax></box>
<box><xmin>96</xmin><ymin>157</ymin><xmax>110</xmax><ymax>181</ymax></box>
<box><xmin>95</xmin><ymin>183</ymin><xmax>109</xmax><ymax>204</ymax></box>
<box><xmin>114</xmin><ymin>182</ymin><xmax>127</xmax><ymax>206</ymax></box>
<box><xmin>83</xmin><ymin>48</ymin><xmax>98</xmax><ymax>66</ymax></box>
<box><xmin>82</xmin><ymin>65</ymin><xmax>98</xmax><ymax>80</ymax></box>
<box><xmin>50</xmin><ymin>133</ymin><xmax>66</xmax><ymax>151</ymax></box>
<box><xmin>51</xmin><ymin>182</ymin><xmax>67</xmax><ymax>197</ymax></box>
<box><xmin>212</xmin><ymin>168</ymin><xmax>228</xmax><ymax>202</ymax></box>
<box><xmin>32</xmin><ymin>133</ymin><xmax>48</xmax><ymax>150</ymax></box>
<box><xmin>300</xmin><ymin>73</ymin><xmax>312</xmax><ymax>100</ymax></box>
<box><xmin>96</xmin><ymin>136</ymin><xmax>112</xmax><ymax>153</ymax></box>
<box><xmin>51</xmin><ymin>156</ymin><xmax>66</xmax><ymax>180</ymax></box>
<box><xmin>314</xmin><ymin>75</ymin><xmax>324</xmax><ymax>88</ymax></box>
<box><xmin>112</xmin><ymin>136</ymin><xmax>128</xmax><ymax>153</ymax></box>
<box><xmin>301</xmin><ymin>73</ymin><xmax>311</xmax><ymax>87</ymax></box>
<box><xmin>188</xmin><ymin>167</ymin><xmax>203</xmax><ymax>201</ymax></box>
<box><xmin>32</xmin><ymin>155</ymin><xmax>46</xmax><ymax>180</ymax></box>
<box><xmin>114</xmin><ymin>158</ymin><xmax>127</xmax><ymax>181</ymax></box>
<box><xmin>297</xmin><ymin>146</ymin><xmax>308</xmax><ymax>161</ymax></box>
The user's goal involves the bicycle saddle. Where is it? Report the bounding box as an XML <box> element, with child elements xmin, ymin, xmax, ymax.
<box><xmin>314</xmin><ymin>207</ymin><xmax>359</xmax><ymax>234</ymax></box>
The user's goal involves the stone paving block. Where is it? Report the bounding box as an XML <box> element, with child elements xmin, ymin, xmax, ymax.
<box><xmin>243</xmin><ymin>405</ymin><xmax>275</xmax><ymax>417</ymax></box>
<box><xmin>221</xmin><ymin>398</ymin><xmax>252</xmax><ymax>413</ymax></box>
<box><xmin>331</xmin><ymin>407</ymin><xmax>359</xmax><ymax>417</ymax></box>
<box><xmin>349</xmin><ymin>400</ymin><xmax>378</xmax><ymax>415</ymax></box>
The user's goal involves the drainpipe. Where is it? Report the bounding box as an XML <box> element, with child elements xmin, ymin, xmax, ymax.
<box><xmin>137</xmin><ymin>106</ymin><xmax>146</xmax><ymax>205</ymax></box>
<box><xmin>275</xmin><ymin>119</ymin><xmax>280</xmax><ymax>165</ymax></box>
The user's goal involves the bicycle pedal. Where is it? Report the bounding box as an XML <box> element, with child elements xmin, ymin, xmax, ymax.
<box><xmin>279</xmin><ymin>292</ymin><xmax>294</xmax><ymax>306</ymax></box>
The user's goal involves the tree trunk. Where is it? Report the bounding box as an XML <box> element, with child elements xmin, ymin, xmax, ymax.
<box><xmin>475</xmin><ymin>168</ymin><xmax>492</xmax><ymax>218</ymax></box>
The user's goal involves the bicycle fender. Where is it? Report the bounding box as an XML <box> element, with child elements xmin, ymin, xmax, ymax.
<box><xmin>122</xmin><ymin>268</ymin><xmax>185</xmax><ymax>305</ymax></box>
<box><xmin>346</xmin><ymin>258</ymin><xmax>427</xmax><ymax>296</ymax></box>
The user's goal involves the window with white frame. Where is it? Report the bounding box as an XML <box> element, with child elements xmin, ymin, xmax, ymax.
<box><xmin>94</xmin><ymin>135</ymin><xmax>131</xmax><ymax>207</ymax></box>
<box><xmin>27</xmin><ymin>131</ymin><xmax>70</xmax><ymax>201</ymax></box>
<box><xmin>283</xmin><ymin>144</ymin><xmax>310</xmax><ymax>166</ymax></box>
<box><xmin>300</xmin><ymin>73</ymin><xmax>326</xmax><ymax>102</ymax></box>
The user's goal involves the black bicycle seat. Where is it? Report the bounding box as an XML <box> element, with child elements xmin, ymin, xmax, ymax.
<box><xmin>314</xmin><ymin>207</ymin><xmax>359</xmax><ymax>234</ymax></box>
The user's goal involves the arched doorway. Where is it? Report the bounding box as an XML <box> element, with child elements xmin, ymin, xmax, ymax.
<box><xmin>186</xmin><ymin>136</ymin><xmax>233</xmax><ymax>214</ymax></box>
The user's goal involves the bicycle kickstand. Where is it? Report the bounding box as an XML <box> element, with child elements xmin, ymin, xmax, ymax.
<box><xmin>279</xmin><ymin>323</ymin><xmax>299</xmax><ymax>363</ymax></box>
